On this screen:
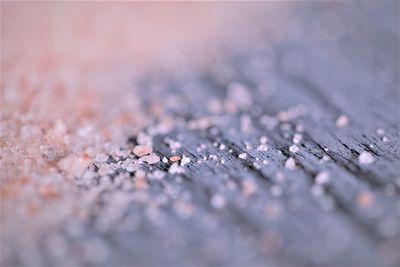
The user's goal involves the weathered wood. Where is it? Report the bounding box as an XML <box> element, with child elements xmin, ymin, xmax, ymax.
<box><xmin>2</xmin><ymin>1</ymin><xmax>399</xmax><ymax>266</ymax></box>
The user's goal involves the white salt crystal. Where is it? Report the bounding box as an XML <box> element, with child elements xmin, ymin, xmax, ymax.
<box><xmin>315</xmin><ymin>171</ymin><xmax>330</xmax><ymax>185</ymax></box>
<box><xmin>238</xmin><ymin>153</ymin><xmax>247</xmax><ymax>159</ymax></box>
<box><xmin>359</xmin><ymin>151</ymin><xmax>375</xmax><ymax>165</ymax></box>
<box><xmin>181</xmin><ymin>154</ymin><xmax>191</xmax><ymax>166</ymax></box>
<box><xmin>336</xmin><ymin>115</ymin><xmax>349</xmax><ymax>127</ymax></box>
<box><xmin>285</xmin><ymin>157</ymin><xmax>296</xmax><ymax>169</ymax></box>
<box><xmin>289</xmin><ymin>145</ymin><xmax>299</xmax><ymax>153</ymax></box>
<box><xmin>140</xmin><ymin>153</ymin><xmax>160</xmax><ymax>164</ymax></box>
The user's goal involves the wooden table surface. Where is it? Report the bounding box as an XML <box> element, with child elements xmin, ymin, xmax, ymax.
<box><xmin>1</xmin><ymin>1</ymin><xmax>399</xmax><ymax>266</ymax></box>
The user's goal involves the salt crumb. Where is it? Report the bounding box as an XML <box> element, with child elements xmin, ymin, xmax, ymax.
<box><xmin>219</xmin><ymin>144</ymin><xmax>226</xmax><ymax>150</ymax></box>
<box><xmin>238</xmin><ymin>153</ymin><xmax>247</xmax><ymax>159</ymax></box>
<box><xmin>358</xmin><ymin>151</ymin><xmax>374</xmax><ymax>165</ymax></box>
<box><xmin>315</xmin><ymin>171</ymin><xmax>330</xmax><ymax>185</ymax></box>
<box><xmin>289</xmin><ymin>145</ymin><xmax>299</xmax><ymax>153</ymax></box>
<box><xmin>181</xmin><ymin>155</ymin><xmax>191</xmax><ymax>166</ymax></box>
<box><xmin>285</xmin><ymin>157</ymin><xmax>296</xmax><ymax>169</ymax></box>
<box><xmin>336</xmin><ymin>115</ymin><xmax>349</xmax><ymax>127</ymax></box>
<box><xmin>211</xmin><ymin>194</ymin><xmax>226</xmax><ymax>209</ymax></box>
<box><xmin>162</xmin><ymin>157</ymin><xmax>168</xmax><ymax>163</ymax></box>
<box><xmin>133</xmin><ymin>145</ymin><xmax>152</xmax><ymax>157</ymax></box>
<box><xmin>382</xmin><ymin>136</ymin><xmax>389</xmax><ymax>142</ymax></box>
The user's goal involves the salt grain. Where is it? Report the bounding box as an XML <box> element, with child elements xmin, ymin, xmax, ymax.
<box><xmin>181</xmin><ymin>154</ymin><xmax>191</xmax><ymax>166</ymax></box>
<box><xmin>336</xmin><ymin>115</ymin><xmax>349</xmax><ymax>127</ymax></box>
<box><xmin>315</xmin><ymin>171</ymin><xmax>330</xmax><ymax>185</ymax></box>
<box><xmin>289</xmin><ymin>145</ymin><xmax>299</xmax><ymax>153</ymax></box>
<box><xmin>169</xmin><ymin>162</ymin><xmax>185</xmax><ymax>174</ymax></box>
<box><xmin>133</xmin><ymin>145</ymin><xmax>152</xmax><ymax>157</ymax></box>
<box><xmin>238</xmin><ymin>153</ymin><xmax>247</xmax><ymax>159</ymax></box>
<box><xmin>140</xmin><ymin>153</ymin><xmax>160</xmax><ymax>164</ymax></box>
<box><xmin>358</xmin><ymin>151</ymin><xmax>374</xmax><ymax>165</ymax></box>
<box><xmin>285</xmin><ymin>157</ymin><xmax>296</xmax><ymax>169</ymax></box>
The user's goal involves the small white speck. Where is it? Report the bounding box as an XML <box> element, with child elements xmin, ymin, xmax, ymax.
<box><xmin>219</xmin><ymin>144</ymin><xmax>226</xmax><ymax>150</ymax></box>
<box><xmin>289</xmin><ymin>145</ymin><xmax>299</xmax><ymax>153</ymax></box>
<box><xmin>359</xmin><ymin>151</ymin><xmax>374</xmax><ymax>165</ymax></box>
<box><xmin>382</xmin><ymin>136</ymin><xmax>389</xmax><ymax>142</ymax></box>
<box><xmin>162</xmin><ymin>157</ymin><xmax>168</xmax><ymax>163</ymax></box>
<box><xmin>238</xmin><ymin>153</ymin><xmax>247</xmax><ymax>159</ymax></box>
<box><xmin>336</xmin><ymin>115</ymin><xmax>349</xmax><ymax>127</ymax></box>
<box><xmin>263</xmin><ymin>160</ymin><xmax>269</xmax><ymax>165</ymax></box>
<box><xmin>285</xmin><ymin>157</ymin><xmax>296</xmax><ymax>169</ymax></box>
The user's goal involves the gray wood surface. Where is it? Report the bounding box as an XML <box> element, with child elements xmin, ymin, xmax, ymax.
<box><xmin>2</xmin><ymin>1</ymin><xmax>399</xmax><ymax>266</ymax></box>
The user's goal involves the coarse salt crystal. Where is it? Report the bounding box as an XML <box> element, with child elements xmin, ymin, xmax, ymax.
<box><xmin>359</xmin><ymin>151</ymin><xmax>374</xmax><ymax>165</ymax></box>
<box><xmin>140</xmin><ymin>153</ymin><xmax>160</xmax><ymax>164</ymax></box>
<box><xmin>289</xmin><ymin>145</ymin><xmax>299</xmax><ymax>153</ymax></box>
<box><xmin>285</xmin><ymin>157</ymin><xmax>296</xmax><ymax>169</ymax></box>
<box><xmin>133</xmin><ymin>145</ymin><xmax>152</xmax><ymax>157</ymax></box>
<box><xmin>238</xmin><ymin>153</ymin><xmax>247</xmax><ymax>159</ymax></box>
<box><xmin>181</xmin><ymin>155</ymin><xmax>191</xmax><ymax>166</ymax></box>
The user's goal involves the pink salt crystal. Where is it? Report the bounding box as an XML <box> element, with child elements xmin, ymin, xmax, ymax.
<box><xmin>58</xmin><ymin>155</ymin><xmax>91</xmax><ymax>177</ymax></box>
<box><xmin>133</xmin><ymin>145</ymin><xmax>152</xmax><ymax>157</ymax></box>
<box><xmin>140</xmin><ymin>153</ymin><xmax>160</xmax><ymax>164</ymax></box>
<box><xmin>98</xmin><ymin>164</ymin><xmax>110</xmax><ymax>176</ymax></box>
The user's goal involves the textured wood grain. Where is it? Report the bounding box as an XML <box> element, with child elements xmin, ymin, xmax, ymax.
<box><xmin>2</xmin><ymin>1</ymin><xmax>399</xmax><ymax>267</ymax></box>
